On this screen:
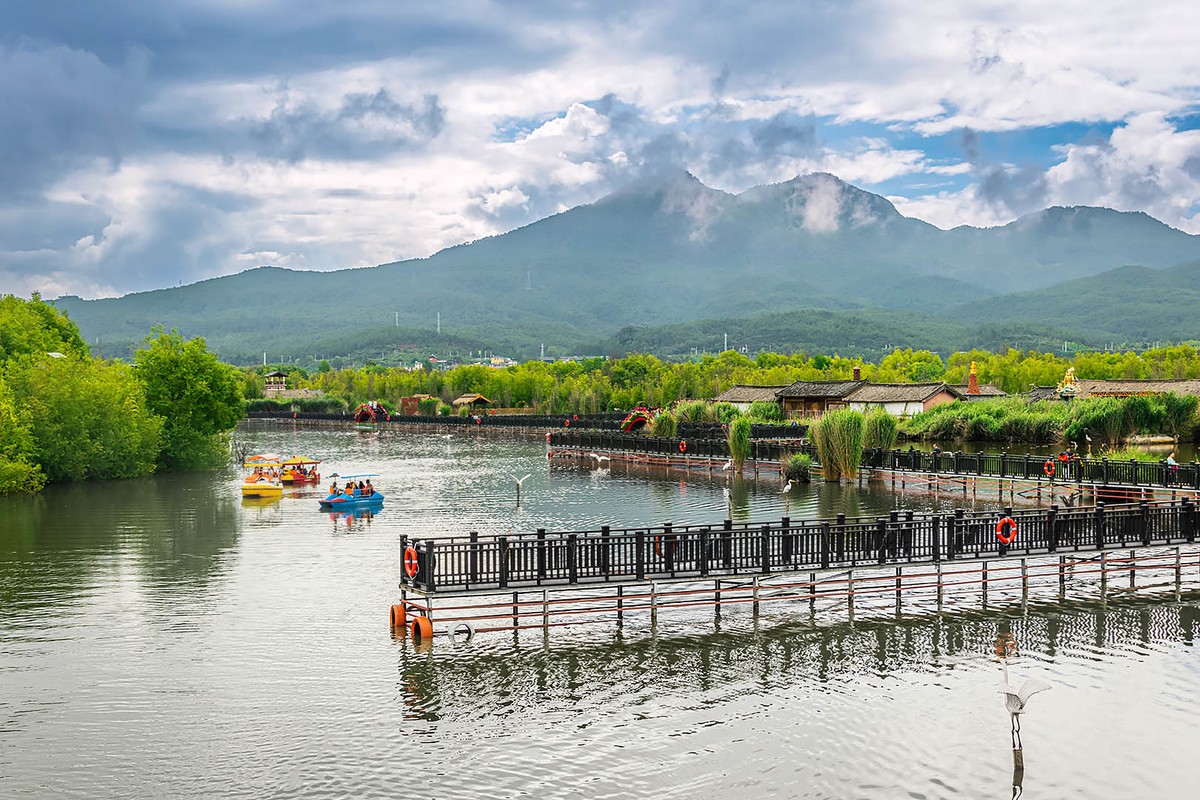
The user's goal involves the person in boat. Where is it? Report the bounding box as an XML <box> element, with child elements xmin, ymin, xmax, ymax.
<box><xmin>365</xmin><ymin>479</ymin><xmax>373</xmax><ymax>496</ymax></box>
<box><xmin>328</xmin><ymin>480</ymin><xmax>338</xmax><ymax>495</ymax></box>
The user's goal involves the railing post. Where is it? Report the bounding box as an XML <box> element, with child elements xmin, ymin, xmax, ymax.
<box><xmin>820</xmin><ymin>522</ymin><xmax>831</xmax><ymax>569</ymax></box>
<box><xmin>876</xmin><ymin>518</ymin><xmax>888</xmax><ymax>564</ymax></box>
<box><xmin>931</xmin><ymin>516</ymin><xmax>941</xmax><ymax>562</ymax></box>
<box><xmin>469</xmin><ymin>531</ymin><xmax>479</xmax><ymax>586</ymax></box>
<box><xmin>723</xmin><ymin>519</ymin><xmax>733</xmax><ymax>568</ymax></box>
<box><xmin>1094</xmin><ymin>502</ymin><xmax>1106</xmax><ymax>550</ymax></box>
<box><xmin>600</xmin><ymin>525</ymin><xmax>610</xmax><ymax>576</ymax></box>
<box><xmin>1140</xmin><ymin>501</ymin><xmax>1151</xmax><ymax>546</ymax></box>
<box><xmin>1047</xmin><ymin>505</ymin><xmax>1059</xmax><ymax>552</ymax></box>
<box><xmin>699</xmin><ymin>528</ymin><xmax>710</xmax><ymax>577</ymax></box>
<box><xmin>425</xmin><ymin>540</ymin><xmax>438</xmax><ymax>593</ymax></box>
<box><xmin>760</xmin><ymin>525</ymin><xmax>771</xmax><ymax>574</ymax></box>
<box><xmin>781</xmin><ymin>516</ymin><xmax>793</xmax><ymax>563</ymax></box>
<box><xmin>1102</xmin><ymin>458</ymin><xmax>1109</xmax><ymax>484</ymax></box>
<box><xmin>537</xmin><ymin>528</ymin><xmax>547</xmax><ymax>580</ymax></box>
<box><xmin>635</xmin><ymin>531</ymin><xmax>645</xmax><ymax>581</ymax></box>
<box><xmin>999</xmin><ymin>452</ymin><xmax>1006</xmax><ymax>479</ymax></box>
<box><xmin>835</xmin><ymin>513</ymin><xmax>847</xmax><ymax>563</ymax></box>
<box><xmin>499</xmin><ymin>537</ymin><xmax>509</xmax><ymax>589</ymax></box>
<box><xmin>663</xmin><ymin>522</ymin><xmax>674</xmax><ymax>572</ymax></box>
<box><xmin>1184</xmin><ymin>498</ymin><xmax>1197</xmax><ymax>543</ymax></box>
<box><xmin>567</xmin><ymin>533</ymin><xmax>578</xmax><ymax>583</ymax></box>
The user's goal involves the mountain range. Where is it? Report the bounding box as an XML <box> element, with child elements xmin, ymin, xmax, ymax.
<box><xmin>51</xmin><ymin>171</ymin><xmax>1200</xmax><ymax>363</ymax></box>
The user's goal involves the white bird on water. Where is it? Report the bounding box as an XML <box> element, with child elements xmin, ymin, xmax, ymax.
<box><xmin>782</xmin><ymin>479</ymin><xmax>795</xmax><ymax>493</ymax></box>
<box><xmin>999</xmin><ymin>671</ymin><xmax>1051</xmax><ymax>748</ymax></box>
<box><xmin>508</xmin><ymin>473</ymin><xmax>532</xmax><ymax>487</ymax></box>
<box><xmin>721</xmin><ymin>459</ymin><xmax>733</xmax><ymax>471</ymax></box>
<box><xmin>587</xmin><ymin>452</ymin><xmax>610</xmax><ymax>463</ymax></box>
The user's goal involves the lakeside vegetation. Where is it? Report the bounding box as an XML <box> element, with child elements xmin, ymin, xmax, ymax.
<box><xmin>250</xmin><ymin>345</ymin><xmax>1200</xmax><ymax>443</ymax></box>
<box><xmin>0</xmin><ymin>296</ymin><xmax>244</xmax><ymax>495</ymax></box>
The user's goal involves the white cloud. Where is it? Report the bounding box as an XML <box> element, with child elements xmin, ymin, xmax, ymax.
<box><xmin>4</xmin><ymin>2</ymin><xmax>1200</xmax><ymax>298</ymax></box>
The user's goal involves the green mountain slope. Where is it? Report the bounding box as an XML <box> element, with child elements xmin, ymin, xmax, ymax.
<box><xmin>943</xmin><ymin>260</ymin><xmax>1200</xmax><ymax>345</ymax></box>
<box><xmin>51</xmin><ymin>172</ymin><xmax>1200</xmax><ymax>363</ymax></box>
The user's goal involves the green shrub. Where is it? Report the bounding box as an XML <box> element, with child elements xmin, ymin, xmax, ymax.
<box><xmin>437</xmin><ymin>402</ymin><xmax>453</xmax><ymax>416</ymax></box>
<box><xmin>782</xmin><ymin>453</ymin><xmax>813</xmax><ymax>483</ymax></box>
<box><xmin>418</xmin><ymin>397</ymin><xmax>439</xmax><ymax>415</ymax></box>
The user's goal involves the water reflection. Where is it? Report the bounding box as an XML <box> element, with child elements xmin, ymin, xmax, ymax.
<box><xmin>0</xmin><ymin>473</ymin><xmax>240</xmax><ymax>613</ymax></box>
<box><xmin>396</xmin><ymin>595</ymin><xmax>1199</xmax><ymax>721</ymax></box>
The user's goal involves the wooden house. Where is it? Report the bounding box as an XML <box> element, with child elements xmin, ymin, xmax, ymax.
<box><xmin>712</xmin><ymin>384</ymin><xmax>789</xmax><ymax>412</ymax></box>
<box><xmin>775</xmin><ymin>380</ymin><xmax>866</xmax><ymax>416</ymax></box>
<box><xmin>846</xmin><ymin>383</ymin><xmax>957</xmax><ymax>416</ymax></box>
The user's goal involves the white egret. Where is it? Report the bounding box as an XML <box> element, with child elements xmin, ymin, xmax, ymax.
<box><xmin>508</xmin><ymin>473</ymin><xmax>532</xmax><ymax>506</ymax></box>
<box><xmin>782</xmin><ymin>479</ymin><xmax>795</xmax><ymax>493</ymax></box>
<box><xmin>587</xmin><ymin>452</ymin><xmax>610</xmax><ymax>463</ymax></box>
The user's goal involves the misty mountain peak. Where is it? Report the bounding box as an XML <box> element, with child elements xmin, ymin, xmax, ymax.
<box><xmin>737</xmin><ymin>172</ymin><xmax>901</xmax><ymax>233</ymax></box>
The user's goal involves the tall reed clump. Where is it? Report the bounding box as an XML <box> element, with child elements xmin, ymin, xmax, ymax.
<box><xmin>712</xmin><ymin>402</ymin><xmax>741</xmax><ymax>424</ymax></box>
<box><xmin>727</xmin><ymin>417</ymin><xmax>752</xmax><ymax>468</ymax></box>
<box><xmin>417</xmin><ymin>396</ymin><xmax>439</xmax><ymax>415</ymax></box>
<box><xmin>863</xmin><ymin>409</ymin><xmax>898</xmax><ymax>451</ymax></box>
<box><xmin>811</xmin><ymin>408</ymin><xmax>864</xmax><ymax>480</ymax></box>
<box><xmin>651</xmin><ymin>411</ymin><xmax>677</xmax><ymax>438</ymax></box>
<box><xmin>674</xmin><ymin>400</ymin><xmax>716</xmax><ymax>423</ymax></box>
<box><xmin>748</xmin><ymin>400</ymin><xmax>785</xmax><ymax>423</ymax></box>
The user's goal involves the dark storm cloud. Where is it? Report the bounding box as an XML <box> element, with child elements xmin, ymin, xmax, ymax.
<box><xmin>959</xmin><ymin>127</ymin><xmax>1048</xmax><ymax>216</ymax></box>
<box><xmin>751</xmin><ymin>113</ymin><xmax>817</xmax><ymax>157</ymax></box>
<box><xmin>1</xmin><ymin>1</ymin><xmax>556</xmax><ymax>82</ymax></box>
<box><xmin>0</xmin><ymin>42</ymin><xmax>147</xmax><ymax>197</ymax></box>
<box><xmin>244</xmin><ymin>89</ymin><xmax>445</xmax><ymax>162</ymax></box>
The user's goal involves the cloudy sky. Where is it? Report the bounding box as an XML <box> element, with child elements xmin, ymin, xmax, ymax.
<box><xmin>3</xmin><ymin>0</ymin><xmax>1200</xmax><ymax>299</ymax></box>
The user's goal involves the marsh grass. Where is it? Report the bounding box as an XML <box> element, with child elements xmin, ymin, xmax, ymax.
<box><xmin>811</xmin><ymin>409</ymin><xmax>864</xmax><ymax>480</ymax></box>
<box><xmin>727</xmin><ymin>417</ymin><xmax>752</xmax><ymax>468</ymax></box>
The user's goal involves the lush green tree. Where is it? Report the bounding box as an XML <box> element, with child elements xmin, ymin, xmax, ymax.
<box><xmin>0</xmin><ymin>374</ymin><xmax>44</xmax><ymax>494</ymax></box>
<box><xmin>0</xmin><ymin>293</ymin><xmax>89</xmax><ymax>364</ymax></box>
<box><xmin>5</xmin><ymin>355</ymin><xmax>161</xmax><ymax>482</ymax></box>
<box><xmin>134</xmin><ymin>327</ymin><xmax>244</xmax><ymax>470</ymax></box>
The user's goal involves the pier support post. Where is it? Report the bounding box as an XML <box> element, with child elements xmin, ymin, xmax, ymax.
<box><xmin>1129</xmin><ymin>549</ymin><xmax>1136</xmax><ymax>591</ymax></box>
<box><xmin>895</xmin><ymin>566</ymin><xmax>902</xmax><ymax>614</ymax></box>
<box><xmin>752</xmin><ymin>576</ymin><xmax>761</xmax><ymax>617</ymax></box>
<box><xmin>1021</xmin><ymin>558</ymin><xmax>1028</xmax><ymax>611</ymax></box>
<box><xmin>809</xmin><ymin>572</ymin><xmax>817</xmax><ymax>615</ymax></box>
<box><xmin>617</xmin><ymin>585</ymin><xmax>624</xmax><ymax>626</ymax></box>
<box><xmin>982</xmin><ymin>561</ymin><xmax>989</xmax><ymax>608</ymax></box>
<box><xmin>1100</xmin><ymin>552</ymin><xmax>1107</xmax><ymax>598</ymax></box>
<box><xmin>650</xmin><ymin>582</ymin><xmax>658</xmax><ymax>627</ymax></box>
<box><xmin>847</xmin><ymin>570</ymin><xmax>855</xmax><ymax>623</ymax></box>
<box><xmin>936</xmin><ymin>563</ymin><xmax>943</xmax><ymax>613</ymax></box>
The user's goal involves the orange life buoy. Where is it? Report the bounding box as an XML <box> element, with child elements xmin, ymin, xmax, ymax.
<box><xmin>545</xmin><ymin>432</ymin><xmax>552</xmax><ymax>443</ymax></box>
<box><xmin>564</xmin><ymin>419</ymin><xmax>570</xmax><ymax>427</ymax></box>
<box><xmin>403</xmin><ymin>546</ymin><xmax>419</xmax><ymax>578</ymax></box>
<box><xmin>572</xmin><ymin>414</ymin><xmax>579</xmax><ymax>421</ymax></box>
<box><xmin>1043</xmin><ymin>460</ymin><xmax>1055</xmax><ymax>476</ymax></box>
<box><xmin>994</xmin><ymin>633</ymin><xmax>1018</xmax><ymax>660</ymax></box>
<box><xmin>995</xmin><ymin>516</ymin><xmax>1017</xmax><ymax>545</ymax></box>
<box><xmin>678</xmin><ymin>440</ymin><xmax>687</xmax><ymax>453</ymax></box>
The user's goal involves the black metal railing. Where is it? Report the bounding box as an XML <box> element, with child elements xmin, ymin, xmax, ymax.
<box><xmin>400</xmin><ymin>499</ymin><xmax>1199</xmax><ymax>593</ymax></box>
<box><xmin>548</xmin><ymin>430</ymin><xmax>1200</xmax><ymax>491</ymax></box>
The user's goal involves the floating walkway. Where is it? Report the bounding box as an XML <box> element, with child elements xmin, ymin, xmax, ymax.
<box><xmin>391</xmin><ymin>499</ymin><xmax>1200</xmax><ymax>641</ymax></box>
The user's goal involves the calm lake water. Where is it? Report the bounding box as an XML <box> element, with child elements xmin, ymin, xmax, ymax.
<box><xmin>1</xmin><ymin>421</ymin><xmax>1197</xmax><ymax>798</ymax></box>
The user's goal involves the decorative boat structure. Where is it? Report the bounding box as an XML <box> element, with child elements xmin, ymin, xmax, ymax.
<box><xmin>280</xmin><ymin>455</ymin><xmax>321</xmax><ymax>484</ymax></box>
<box><xmin>319</xmin><ymin>472</ymin><xmax>384</xmax><ymax>509</ymax></box>
<box><xmin>242</xmin><ymin>453</ymin><xmax>284</xmax><ymax>498</ymax></box>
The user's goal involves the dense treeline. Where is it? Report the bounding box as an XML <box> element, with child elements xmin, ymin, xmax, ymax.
<box><xmin>0</xmin><ymin>296</ymin><xmax>244</xmax><ymax>494</ymax></box>
<box><xmin>255</xmin><ymin>345</ymin><xmax>1200</xmax><ymax>415</ymax></box>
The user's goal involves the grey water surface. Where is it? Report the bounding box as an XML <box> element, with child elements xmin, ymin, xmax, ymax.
<box><xmin>1</xmin><ymin>421</ymin><xmax>1196</xmax><ymax>799</ymax></box>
